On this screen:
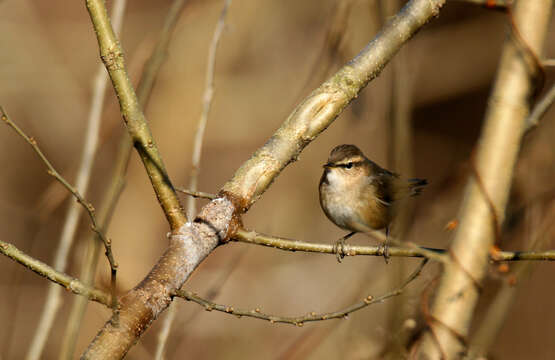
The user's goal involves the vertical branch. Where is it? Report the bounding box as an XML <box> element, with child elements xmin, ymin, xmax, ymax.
<box><xmin>25</xmin><ymin>2</ymin><xmax>128</xmax><ymax>359</ymax></box>
<box><xmin>85</xmin><ymin>0</ymin><xmax>187</xmax><ymax>230</ymax></box>
<box><xmin>417</xmin><ymin>1</ymin><xmax>553</xmax><ymax>358</ymax></box>
<box><xmin>155</xmin><ymin>1</ymin><xmax>232</xmax><ymax>358</ymax></box>
<box><xmin>186</xmin><ymin>0</ymin><xmax>232</xmax><ymax>219</ymax></box>
<box><xmin>60</xmin><ymin>0</ymin><xmax>188</xmax><ymax>358</ymax></box>
<box><xmin>381</xmin><ymin>0</ymin><xmax>416</xmax><ymax>356</ymax></box>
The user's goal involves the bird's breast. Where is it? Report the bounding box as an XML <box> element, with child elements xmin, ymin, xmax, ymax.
<box><xmin>319</xmin><ymin>171</ymin><xmax>390</xmax><ymax>232</ymax></box>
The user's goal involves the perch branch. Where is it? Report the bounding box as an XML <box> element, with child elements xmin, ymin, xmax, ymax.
<box><xmin>233</xmin><ymin>228</ymin><xmax>555</xmax><ymax>261</ymax></box>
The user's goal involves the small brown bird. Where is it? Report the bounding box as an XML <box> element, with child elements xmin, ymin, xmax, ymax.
<box><xmin>319</xmin><ymin>144</ymin><xmax>427</xmax><ymax>262</ymax></box>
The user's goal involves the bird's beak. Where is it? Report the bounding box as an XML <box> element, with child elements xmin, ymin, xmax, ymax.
<box><xmin>323</xmin><ymin>162</ymin><xmax>333</xmax><ymax>169</ymax></box>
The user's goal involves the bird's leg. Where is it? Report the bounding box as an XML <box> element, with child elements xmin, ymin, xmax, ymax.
<box><xmin>334</xmin><ymin>232</ymin><xmax>355</xmax><ymax>263</ymax></box>
<box><xmin>381</xmin><ymin>226</ymin><xmax>391</xmax><ymax>264</ymax></box>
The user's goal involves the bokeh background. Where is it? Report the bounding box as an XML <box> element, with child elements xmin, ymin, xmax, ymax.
<box><xmin>1</xmin><ymin>0</ymin><xmax>554</xmax><ymax>359</ymax></box>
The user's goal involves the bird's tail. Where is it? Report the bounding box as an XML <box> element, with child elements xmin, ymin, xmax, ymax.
<box><xmin>408</xmin><ymin>178</ymin><xmax>428</xmax><ymax>196</ymax></box>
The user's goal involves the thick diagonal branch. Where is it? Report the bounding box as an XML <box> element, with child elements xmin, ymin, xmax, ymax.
<box><xmin>221</xmin><ymin>0</ymin><xmax>445</xmax><ymax>211</ymax></box>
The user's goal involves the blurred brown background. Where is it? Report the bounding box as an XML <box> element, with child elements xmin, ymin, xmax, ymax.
<box><xmin>1</xmin><ymin>0</ymin><xmax>554</xmax><ymax>359</ymax></box>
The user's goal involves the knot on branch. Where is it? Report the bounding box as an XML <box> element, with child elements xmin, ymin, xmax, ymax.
<box><xmin>176</xmin><ymin>196</ymin><xmax>237</xmax><ymax>248</ymax></box>
<box><xmin>101</xmin><ymin>46</ymin><xmax>124</xmax><ymax>71</ymax></box>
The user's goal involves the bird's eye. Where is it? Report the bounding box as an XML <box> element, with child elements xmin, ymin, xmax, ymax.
<box><xmin>345</xmin><ymin>162</ymin><xmax>353</xmax><ymax>169</ymax></box>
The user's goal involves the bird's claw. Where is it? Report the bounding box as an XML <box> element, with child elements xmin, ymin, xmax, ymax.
<box><xmin>334</xmin><ymin>238</ymin><xmax>346</xmax><ymax>263</ymax></box>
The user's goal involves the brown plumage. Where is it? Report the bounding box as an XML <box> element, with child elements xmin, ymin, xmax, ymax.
<box><xmin>319</xmin><ymin>144</ymin><xmax>427</xmax><ymax>235</ymax></box>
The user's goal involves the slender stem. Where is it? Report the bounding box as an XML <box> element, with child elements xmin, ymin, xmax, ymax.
<box><xmin>0</xmin><ymin>240</ymin><xmax>111</xmax><ymax>306</ymax></box>
<box><xmin>0</xmin><ymin>108</ymin><xmax>118</xmax><ymax>283</ymax></box>
<box><xmin>62</xmin><ymin>1</ymin><xmax>189</xmax><ymax>358</ymax></box>
<box><xmin>15</xmin><ymin>4</ymin><xmax>126</xmax><ymax>359</ymax></box>
<box><xmin>176</xmin><ymin>187</ymin><xmax>217</xmax><ymax>200</ymax></box>
<box><xmin>175</xmin><ymin>259</ymin><xmax>428</xmax><ymax>325</ymax></box>
<box><xmin>85</xmin><ymin>0</ymin><xmax>187</xmax><ymax>230</ymax></box>
<box><xmin>186</xmin><ymin>0</ymin><xmax>231</xmax><ymax>219</ymax></box>
<box><xmin>233</xmin><ymin>228</ymin><xmax>555</xmax><ymax>261</ymax></box>
<box><xmin>525</xmin><ymin>82</ymin><xmax>555</xmax><ymax>131</ymax></box>
<box><xmin>155</xmin><ymin>1</ymin><xmax>232</xmax><ymax>358</ymax></box>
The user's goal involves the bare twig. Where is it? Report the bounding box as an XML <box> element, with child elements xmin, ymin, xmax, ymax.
<box><xmin>525</xmin><ymin>82</ymin><xmax>555</xmax><ymax>131</ymax></box>
<box><xmin>233</xmin><ymin>228</ymin><xmax>555</xmax><ymax>261</ymax></box>
<box><xmin>59</xmin><ymin>179</ymin><xmax>124</xmax><ymax>360</ymax></box>
<box><xmin>61</xmin><ymin>1</ymin><xmax>188</xmax><ymax>358</ymax></box>
<box><xmin>234</xmin><ymin>228</ymin><xmax>446</xmax><ymax>262</ymax></box>
<box><xmin>0</xmin><ymin>108</ymin><xmax>116</xmax><ymax>271</ymax></box>
<box><xmin>3</xmin><ymin>56</ymin><xmax>123</xmax><ymax>360</ymax></box>
<box><xmin>86</xmin><ymin>0</ymin><xmax>187</xmax><ymax>231</ymax></box>
<box><xmin>187</xmin><ymin>0</ymin><xmax>231</xmax><ymax>219</ymax></box>
<box><xmin>0</xmin><ymin>240</ymin><xmax>111</xmax><ymax>306</ymax></box>
<box><xmin>417</xmin><ymin>1</ymin><xmax>553</xmax><ymax>358</ymax></box>
<box><xmin>176</xmin><ymin>259</ymin><xmax>428</xmax><ymax>325</ymax></box>
<box><xmin>155</xmin><ymin>1</ymin><xmax>232</xmax><ymax>358</ymax></box>
<box><xmin>176</xmin><ymin>187</ymin><xmax>217</xmax><ymax>200</ymax></box>
<box><xmin>19</xmin><ymin>6</ymin><xmax>125</xmax><ymax>357</ymax></box>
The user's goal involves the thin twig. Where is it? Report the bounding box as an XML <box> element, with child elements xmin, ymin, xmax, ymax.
<box><xmin>233</xmin><ymin>228</ymin><xmax>555</xmax><ymax>261</ymax></box>
<box><xmin>235</xmin><ymin>228</ymin><xmax>447</xmax><ymax>262</ymax></box>
<box><xmin>0</xmin><ymin>108</ymin><xmax>119</xmax><ymax>278</ymax></box>
<box><xmin>525</xmin><ymin>82</ymin><xmax>555</xmax><ymax>131</ymax></box>
<box><xmin>176</xmin><ymin>187</ymin><xmax>217</xmax><ymax>200</ymax></box>
<box><xmin>59</xmin><ymin>178</ymin><xmax>125</xmax><ymax>360</ymax></box>
<box><xmin>187</xmin><ymin>0</ymin><xmax>231</xmax><ymax>219</ymax></box>
<box><xmin>86</xmin><ymin>0</ymin><xmax>187</xmax><ymax>230</ymax></box>
<box><xmin>63</xmin><ymin>1</ymin><xmax>188</xmax><ymax>357</ymax></box>
<box><xmin>0</xmin><ymin>240</ymin><xmax>111</xmax><ymax>306</ymax></box>
<box><xmin>14</xmin><ymin>3</ymin><xmax>125</xmax><ymax>353</ymax></box>
<box><xmin>3</xmin><ymin>25</ymin><xmax>125</xmax><ymax>352</ymax></box>
<box><xmin>155</xmin><ymin>2</ymin><xmax>231</xmax><ymax>358</ymax></box>
<box><xmin>175</xmin><ymin>259</ymin><xmax>428</xmax><ymax>325</ymax></box>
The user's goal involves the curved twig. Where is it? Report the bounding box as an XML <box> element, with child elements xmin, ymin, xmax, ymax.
<box><xmin>176</xmin><ymin>259</ymin><xmax>428</xmax><ymax>325</ymax></box>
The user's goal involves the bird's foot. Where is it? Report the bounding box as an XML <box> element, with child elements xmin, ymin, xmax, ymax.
<box><xmin>334</xmin><ymin>232</ymin><xmax>355</xmax><ymax>263</ymax></box>
<box><xmin>334</xmin><ymin>238</ymin><xmax>346</xmax><ymax>263</ymax></box>
<box><xmin>379</xmin><ymin>242</ymin><xmax>390</xmax><ymax>264</ymax></box>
